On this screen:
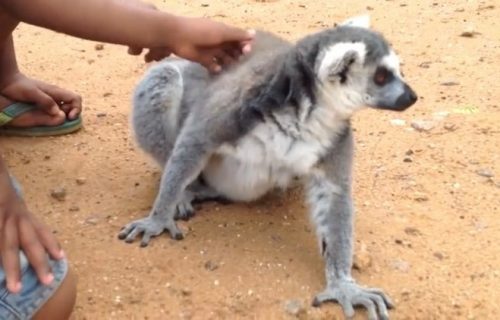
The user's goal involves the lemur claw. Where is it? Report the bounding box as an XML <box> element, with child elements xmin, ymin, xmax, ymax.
<box><xmin>312</xmin><ymin>281</ymin><xmax>393</xmax><ymax>320</ymax></box>
<box><xmin>118</xmin><ymin>216</ymin><xmax>183</xmax><ymax>246</ymax></box>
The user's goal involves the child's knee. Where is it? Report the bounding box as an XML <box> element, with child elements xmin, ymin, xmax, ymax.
<box><xmin>33</xmin><ymin>264</ymin><xmax>77</xmax><ymax>320</ymax></box>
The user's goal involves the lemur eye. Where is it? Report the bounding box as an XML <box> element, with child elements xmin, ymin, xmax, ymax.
<box><xmin>374</xmin><ymin>67</ymin><xmax>392</xmax><ymax>86</ymax></box>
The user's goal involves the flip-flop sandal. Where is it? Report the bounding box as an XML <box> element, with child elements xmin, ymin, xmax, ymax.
<box><xmin>0</xmin><ymin>102</ymin><xmax>82</xmax><ymax>137</ymax></box>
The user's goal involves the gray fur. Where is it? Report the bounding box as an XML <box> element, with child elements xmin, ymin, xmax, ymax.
<box><xmin>120</xmin><ymin>17</ymin><xmax>417</xmax><ymax>319</ymax></box>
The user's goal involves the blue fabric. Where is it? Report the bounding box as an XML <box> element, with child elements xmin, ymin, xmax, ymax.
<box><xmin>0</xmin><ymin>174</ymin><xmax>68</xmax><ymax>319</ymax></box>
<box><xmin>0</xmin><ymin>253</ymin><xmax>68</xmax><ymax>320</ymax></box>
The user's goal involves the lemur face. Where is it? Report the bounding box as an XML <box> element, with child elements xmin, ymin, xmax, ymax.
<box><xmin>363</xmin><ymin>50</ymin><xmax>418</xmax><ymax>111</ymax></box>
<box><xmin>313</xmin><ymin>15</ymin><xmax>417</xmax><ymax>113</ymax></box>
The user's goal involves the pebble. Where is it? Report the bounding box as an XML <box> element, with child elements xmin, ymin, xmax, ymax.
<box><xmin>392</xmin><ymin>259</ymin><xmax>410</xmax><ymax>272</ymax></box>
<box><xmin>95</xmin><ymin>43</ymin><xmax>104</xmax><ymax>50</ymax></box>
<box><xmin>390</xmin><ymin>119</ymin><xmax>406</xmax><ymax>126</ymax></box>
<box><xmin>69</xmin><ymin>205</ymin><xmax>80</xmax><ymax>212</ymax></box>
<box><xmin>76</xmin><ymin>177</ymin><xmax>87</xmax><ymax>185</ymax></box>
<box><xmin>97</xmin><ymin>113</ymin><xmax>107</xmax><ymax>118</ymax></box>
<box><xmin>284</xmin><ymin>299</ymin><xmax>306</xmax><ymax>317</ymax></box>
<box><xmin>460</xmin><ymin>27</ymin><xmax>481</xmax><ymax>38</ymax></box>
<box><xmin>414</xmin><ymin>192</ymin><xmax>429</xmax><ymax>202</ymax></box>
<box><xmin>403</xmin><ymin>157</ymin><xmax>413</xmax><ymax>163</ymax></box>
<box><xmin>180</xmin><ymin>288</ymin><xmax>192</xmax><ymax>297</ymax></box>
<box><xmin>444</xmin><ymin>122</ymin><xmax>458</xmax><ymax>131</ymax></box>
<box><xmin>475</xmin><ymin>168</ymin><xmax>494</xmax><ymax>178</ymax></box>
<box><xmin>440</xmin><ymin>81</ymin><xmax>460</xmax><ymax>86</ymax></box>
<box><xmin>434</xmin><ymin>252</ymin><xmax>445</xmax><ymax>260</ymax></box>
<box><xmin>204</xmin><ymin>260</ymin><xmax>219</xmax><ymax>271</ymax></box>
<box><xmin>85</xmin><ymin>216</ymin><xmax>99</xmax><ymax>225</ymax></box>
<box><xmin>353</xmin><ymin>242</ymin><xmax>372</xmax><ymax>271</ymax></box>
<box><xmin>50</xmin><ymin>187</ymin><xmax>67</xmax><ymax>201</ymax></box>
<box><xmin>404</xmin><ymin>227</ymin><xmax>421</xmax><ymax>236</ymax></box>
<box><xmin>411</xmin><ymin>120</ymin><xmax>435</xmax><ymax>132</ymax></box>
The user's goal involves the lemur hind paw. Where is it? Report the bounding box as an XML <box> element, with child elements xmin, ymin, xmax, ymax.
<box><xmin>312</xmin><ymin>280</ymin><xmax>394</xmax><ymax>320</ymax></box>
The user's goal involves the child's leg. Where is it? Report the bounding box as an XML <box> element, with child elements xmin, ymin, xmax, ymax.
<box><xmin>0</xmin><ymin>175</ymin><xmax>77</xmax><ymax>320</ymax></box>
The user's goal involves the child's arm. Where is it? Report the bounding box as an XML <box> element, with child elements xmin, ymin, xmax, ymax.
<box><xmin>0</xmin><ymin>154</ymin><xmax>64</xmax><ymax>294</ymax></box>
<box><xmin>0</xmin><ymin>0</ymin><xmax>254</xmax><ymax>72</ymax></box>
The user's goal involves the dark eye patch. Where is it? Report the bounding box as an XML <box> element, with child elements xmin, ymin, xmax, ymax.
<box><xmin>374</xmin><ymin>66</ymin><xmax>394</xmax><ymax>86</ymax></box>
<box><xmin>339</xmin><ymin>58</ymin><xmax>356</xmax><ymax>84</ymax></box>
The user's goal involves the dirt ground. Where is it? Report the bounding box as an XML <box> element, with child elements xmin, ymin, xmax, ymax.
<box><xmin>1</xmin><ymin>0</ymin><xmax>499</xmax><ymax>319</ymax></box>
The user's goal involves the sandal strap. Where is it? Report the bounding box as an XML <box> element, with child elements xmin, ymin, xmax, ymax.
<box><xmin>0</xmin><ymin>103</ymin><xmax>36</xmax><ymax>127</ymax></box>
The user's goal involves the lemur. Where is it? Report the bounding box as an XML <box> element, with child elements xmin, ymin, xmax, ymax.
<box><xmin>119</xmin><ymin>15</ymin><xmax>418</xmax><ymax>320</ymax></box>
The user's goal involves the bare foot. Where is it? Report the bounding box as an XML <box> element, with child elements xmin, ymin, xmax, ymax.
<box><xmin>0</xmin><ymin>95</ymin><xmax>66</xmax><ymax>128</ymax></box>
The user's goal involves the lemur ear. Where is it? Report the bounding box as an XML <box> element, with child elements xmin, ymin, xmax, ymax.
<box><xmin>340</xmin><ymin>14</ymin><xmax>371</xmax><ymax>29</ymax></box>
<box><xmin>318</xmin><ymin>42</ymin><xmax>366</xmax><ymax>83</ymax></box>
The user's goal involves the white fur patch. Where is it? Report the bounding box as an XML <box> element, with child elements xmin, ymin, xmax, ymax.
<box><xmin>317</xmin><ymin>42</ymin><xmax>367</xmax><ymax>82</ymax></box>
<box><xmin>315</xmin><ymin>43</ymin><xmax>369</xmax><ymax>117</ymax></box>
<box><xmin>381</xmin><ymin>50</ymin><xmax>401</xmax><ymax>76</ymax></box>
<box><xmin>203</xmin><ymin>97</ymin><xmax>347</xmax><ymax>202</ymax></box>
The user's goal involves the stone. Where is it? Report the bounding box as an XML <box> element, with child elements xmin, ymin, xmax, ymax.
<box><xmin>353</xmin><ymin>242</ymin><xmax>372</xmax><ymax>271</ymax></box>
<box><xmin>411</xmin><ymin>120</ymin><xmax>435</xmax><ymax>132</ymax></box>
<box><xmin>284</xmin><ymin>300</ymin><xmax>306</xmax><ymax>317</ymax></box>
<box><xmin>50</xmin><ymin>187</ymin><xmax>67</xmax><ymax>201</ymax></box>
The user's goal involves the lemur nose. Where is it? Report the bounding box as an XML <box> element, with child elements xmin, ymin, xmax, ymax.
<box><xmin>409</xmin><ymin>88</ymin><xmax>417</xmax><ymax>103</ymax></box>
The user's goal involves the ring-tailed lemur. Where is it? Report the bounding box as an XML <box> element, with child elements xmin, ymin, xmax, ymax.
<box><xmin>119</xmin><ymin>15</ymin><xmax>417</xmax><ymax>320</ymax></box>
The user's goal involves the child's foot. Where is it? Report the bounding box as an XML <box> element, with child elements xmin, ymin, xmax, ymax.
<box><xmin>0</xmin><ymin>95</ymin><xmax>66</xmax><ymax>128</ymax></box>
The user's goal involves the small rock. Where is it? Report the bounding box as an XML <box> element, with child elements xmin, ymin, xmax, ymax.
<box><xmin>76</xmin><ymin>177</ymin><xmax>87</xmax><ymax>185</ymax></box>
<box><xmin>401</xmin><ymin>289</ymin><xmax>411</xmax><ymax>298</ymax></box>
<box><xmin>96</xmin><ymin>113</ymin><xmax>107</xmax><ymax>118</ymax></box>
<box><xmin>69</xmin><ymin>205</ymin><xmax>80</xmax><ymax>212</ymax></box>
<box><xmin>392</xmin><ymin>259</ymin><xmax>410</xmax><ymax>272</ymax></box>
<box><xmin>411</xmin><ymin>120</ymin><xmax>435</xmax><ymax>132</ymax></box>
<box><xmin>284</xmin><ymin>300</ymin><xmax>305</xmax><ymax>317</ymax></box>
<box><xmin>433</xmin><ymin>252</ymin><xmax>445</xmax><ymax>260</ymax></box>
<box><xmin>404</xmin><ymin>227</ymin><xmax>421</xmax><ymax>236</ymax></box>
<box><xmin>419</xmin><ymin>62</ymin><xmax>431</xmax><ymax>68</ymax></box>
<box><xmin>94</xmin><ymin>43</ymin><xmax>104</xmax><ymax>50</ymax></box>
<box><xmin>460</xmin><ymin>28</ymin><xmax>481</xmax><ymax>38</ymax></box>
<box><xmin>405</xmin><ymin>149</ymin><xmax>414</xmax><ymax>156</ymax></box>
<box><xmin>50</xmin><ymin>187</ymin><xmax>67</xmax><ymax>201</ymax></box>
<box><xmin>103</xmin><ymin>92</ymin><xmax>112</xmax><ymax>98</ymax></box>
<box><xmin>432</xmin><ymin>111</ymin><xmax>449</xmax><ymax>120</ymax></box>
<box><xmin>403</xmin><ymin>157</ymin><xmax>413</xmax><ymax>163</ymax></box>
<box><xmin>444</xmin><ymin>122</ymin><xmax>458</xmax><ymax>131</ymax></box>
<box><xmin>84</xmin><ymin>216</ymin><xmax>99</xmax><ymax>225</ymax></box>
<box><xmin>414</xmin><ymin>192</ymin><xmax>429</xmax><ymax>202</ymax></box>
<box><xmin>204</xmin><ymin>260</ymin><xmax>219</xmax><ymax>271</ymax></box>
<box><xmin>180</xmin><ymin>288</ymin><xmax>192</xmax><ymax>297</ymax></box>
<box><xmin>390</xmin><ymin>119</ymin><xmax>406</xmax><ymax>126</ymax></box>
<box><xmin>440</xmin><ymin>81</ymin><xmax>460</xmax><ymax>86</ymax></box>
<box><xmin>475</xmin><ymin>168</ymin><xmax>494</xmax><ymax>178</ymax></box>
<box><xmin>353</xmin><ymin>242</ymin><xmax>372</xmax><ymax>271</ymax></box>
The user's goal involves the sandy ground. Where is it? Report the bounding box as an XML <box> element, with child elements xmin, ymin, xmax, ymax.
<box><xmin>1</xmin><ymin>0</ymin><xmax>499</xmax><ymax>319</ymax></box>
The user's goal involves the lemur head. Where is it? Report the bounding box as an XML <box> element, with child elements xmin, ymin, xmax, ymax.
<box><xmin>297</xmin><ymin>15</ymin><xmax>417</xmax><ymax>115</ymax></box>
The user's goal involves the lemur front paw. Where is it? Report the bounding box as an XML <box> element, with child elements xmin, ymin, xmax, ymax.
<box><xmin>118</xmin><ymin>215</ymin><xmax>183</xmax><ymax>247</ymax></box>
<box><xmin>312</xmin><ymin>280</ymin><xmax>394</xmax><ymax>320</ymax></box>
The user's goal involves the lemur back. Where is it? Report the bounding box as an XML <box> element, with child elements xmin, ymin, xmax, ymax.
<box><xmin>133</xmin><ymin>31</ymin><xmax>347</xmax><ymax>201</ymax></box>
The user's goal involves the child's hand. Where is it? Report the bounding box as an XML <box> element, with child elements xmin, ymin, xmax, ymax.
<box><xmin>127</xmin><ymin>46</ymin><xmax>172</xmax><ymax>63</ymax></box>
<box><xmin>0</xmin><ymin>181</ymin><xmax>64</xmax><ymax>293</ymax></box>
<box><xmin>0</xmin><ymin>73</ymin><xmax>82</xmax><ymax>120</ymax></box>
<box><xmin>170</xmin><ymin>17</ymin><xmax>255</xmax><ymax>73</ymax></box>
